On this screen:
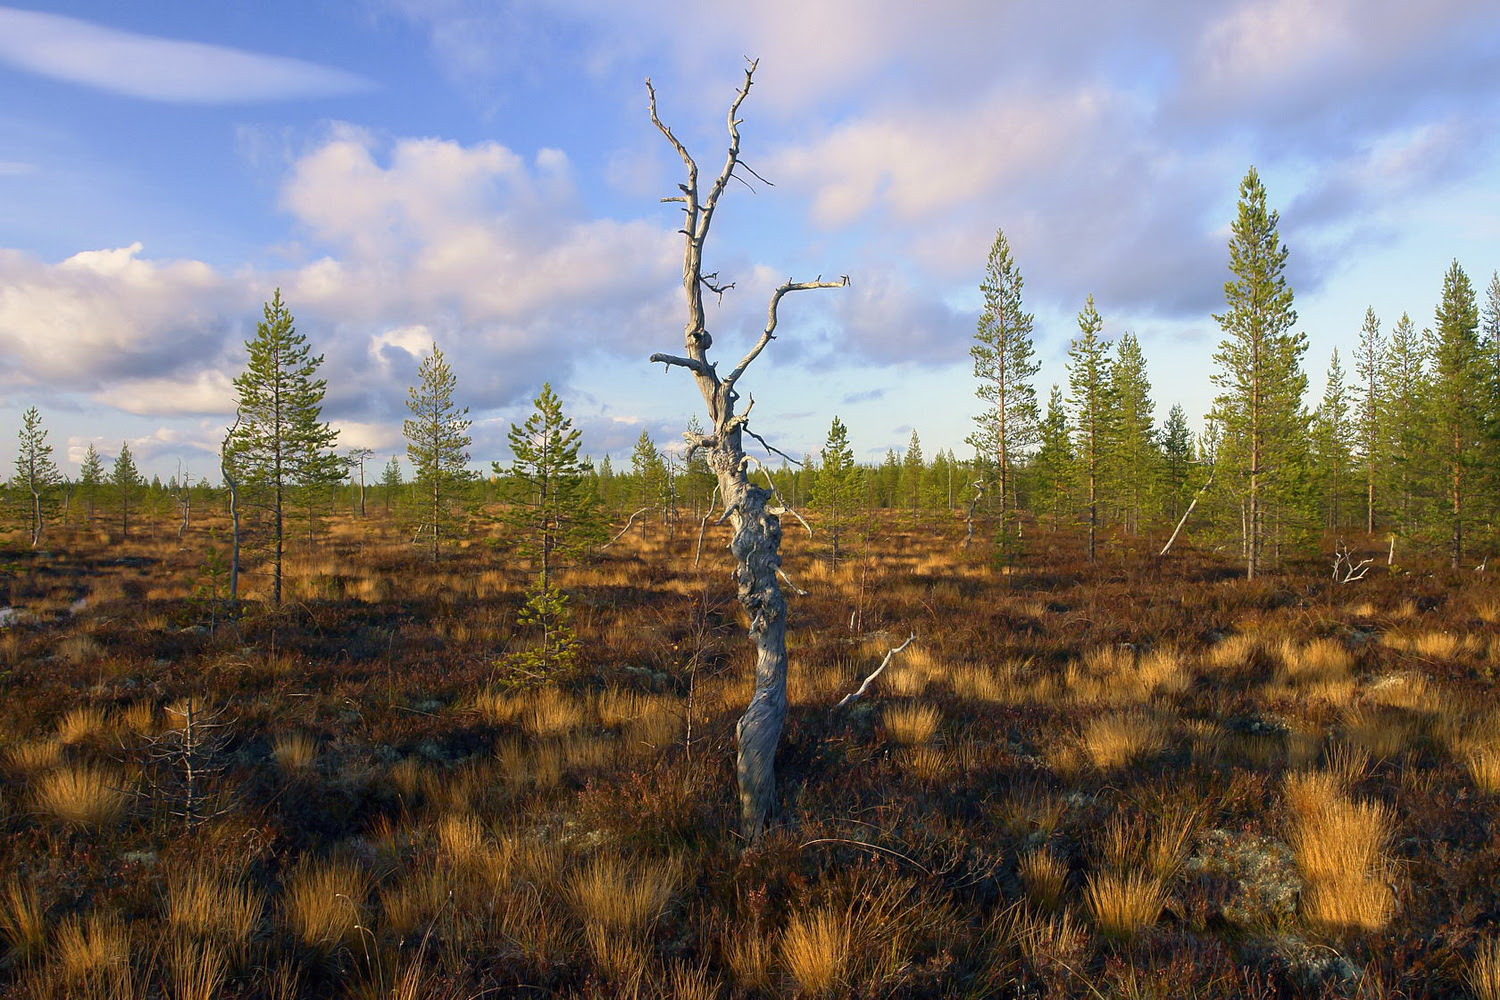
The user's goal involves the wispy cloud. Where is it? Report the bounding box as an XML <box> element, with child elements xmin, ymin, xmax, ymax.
<box><xmin>0</xmin><ymin>7</ymin><xmax>374</xmax><ymax>103</ymax></box>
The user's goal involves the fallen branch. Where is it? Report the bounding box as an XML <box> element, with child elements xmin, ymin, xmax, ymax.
<box><xmin>602</xmin><ymin>507</ymin><xmax>653</xmax><ymax>548</ymax></box>
<box><xmin>798</xmin><ymin>837</ymin><xmax>931</xmax><ymax>876</ymax></box>
<box><xmin>1332</xmin><ymin>539</ymin><xmax>1373</xmax><ymax>584</ymax></box>
<box><xmin>1159</xmin><ymin>472</ymin><xmax>1214</xmax><ymax>557</ymax></box>
<box><xmin>833</xmin><ymin>633</ymin><xmax>917</xmax><ymax>711</ymax></box>
<box><xmin>777</xmin><ymin>567</ymin><xmax>808</xmax><ymax>597</ymax></box>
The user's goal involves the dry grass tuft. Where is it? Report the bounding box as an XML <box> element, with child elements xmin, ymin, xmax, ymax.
<box><xmin>271</xmin><ymin>733</ymin><xmax>318</xmax><ymax>774</ymax></box>
<box><xmin>34</xmin><ymin>764</ymin><xmax>129</xmax><ymax>827</ymax></box>
<box><xmin>119</xmin><ymin>701</ymin><xmax>158</xmax><ymax>736</ymax></box>
<box><xmin>780</xmin><ymin>905</ymin><xmax>851</xmax><ymax>997</ymax></box>
<box><xmin>567</xmin><ymin>853</ymin><xmax>681</xmax><ymax>935</ymax></box>
<box><xmin>6</xmin><ymin>736</ymin><xmax>63</xmax><ymax>774</ymax></box>
<box><xmin>0</xmin><ymin>878</ymin><xmax>45</xmax><ymax>965</ymax></box>
<box><xmin>168</xmin><ymin>939</ymin><xmax>228</xmax><ymax>1000</ymax></box>
<box><xmin>56</xmin><ymin>704</ymin><xmax>110</xmax><ymax>744</ymax></box>
<box><xmin>56</xmin><ymin>910</ymin><xmax>131</xmax><ymax>986</ymax></box>
<box><xmin>1083</xmin><ymin>870</ymin><xmax>1166</xmax><ymax>941</ymax></box>
<box><xmin>1285</xmin><ymin>770</ymin><xmax>1394</xmax><ymax>933</ymax></box>
<box><xmin>1471</xmin><ymin>939</ymin><xmax>1500</xmax><ymax>1000</ymax></box>
<box><xmin>1018</xmin><ymin>849</ymin><xmax>1068</xmax><ymax>911</ymax></box>
<box><xmin>1467</xmin><ymin>746</ymin><xmax>1500</xmax><ymax>793</ymax></box>
<box><xmin>725</xmin><ymin>930</ymin><xmax>774</xmax><ymax>991</ymax></box>
<box><xmin>282</xmin><ymin>857</ymin><xmax>368</xmax><ymax>951</ymax></box>
<box><xmin>1079</xmin><ymin>711</ymin><xmax>1166</xmax><ymax>769</ymax></box>
<box><xmin>166</xmin><ymin>866</ymin><xmax>263</xmax><ymax>955</ymax></box>
<box><xmin>882</xmin><ymin>703</ymin><xmax>941</xmax><ymax>745</ymax></box>
<box><xmin>524</xmin><ymin>688</ymin><xmax>590</xmax><ymax>736</ymax></box>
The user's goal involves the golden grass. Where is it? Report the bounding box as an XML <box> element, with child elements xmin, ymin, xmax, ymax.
<box><xmin>1203</xmin><ymin>633</ymin><xmax>1259</xmax><ymax>673</ymax></box>
<box><xmin>165</xmin><ymin>866</ymin><xmax>262</xmax><ymax>955</ymax></box>
<box><xmin>780</xmin><ymin>905</ymin><xmax>851</xmax><ymax>996</ymax></box>
<box><xmin>119</xmin><ymin>701</ymin><xmax>158</xmax><ymax>736</ymax></box>
<box><xmin>1079</xmin><ymin>711</ymin><xmax>1166</xmax><ymax>769</ymax></box>
<box><xmin>524</xmin><ymin>688</ymin><xmax>590</xmax><ymax>736</ymax></box>
<box><xmin>1468</xmin><ymin>746</ymin><xmax>1500</xmax><ymax>793</ymax></box>
<box><xmin>56</xmin><ymin>704</ymin><xmax>110</xmax><ymax>744</ymax></box>
<box><xmin>901</xmin><ymin>746</ymin><xmax>952</xmax><ymax>782</ymax></box>
<box><xmin>470</xmin><ymin>686</ymin><xmax>526</xmax><ymax>725</ymax></box>
<box><xmin>725</xmin><ymin>930</ymin><xmax>774</xmax><ymax>991</ymax></box>
<box><xmin>56</xmin><ymin>910</ymin><xmax>131</xmax><ymax>985</ymax></box>
<box><xmin>1285</xmin><ymin>770</ymin><xmax>1394</xmax><ymax>933</ymax></box>
<box><xmin>6</xmin><ymin>736</ymin><xmax>63</xmax><ymax>774</ymax></box>
<box><xmin>882</xmin><ymin>703</ymin><xmax>941</xmax><ymax>745</ymax></box>
<box><xmin>271</xmin><ymin>732</ymin><xmax>318</xmax><ymax>774</ymax></box>
<box><xmin>1018</xmin><ymin>849</ymin><xmax>1067</xmax><ymax>911</ymax></box>
<box><xmin>282</xmin><ymin>857</ymin><xmax>368</xmax><ymax>951</ymax></box>
<box><xmin>57</xmin><ymin>634</ymin><xmax>102</xmax><ymax>665</ymax></box>
<box><xmin>167</xmin><ymin>939</ymin><xmax>228</xmax><ymax>1000</ymax></box>
<box><xmin>34</xmin><ymin>764</ymin><xmax>129</xmax><ymax>827</ymax></box>
<box><xmin>1471</xmin><ymin>938</ymin><xmax>1500</xmax><ymax>1000</ymax></box>
<box><xmin>0</xmin><ymin>878</ymin><xmax>45</xmax><ymax>965</ymax></box>
<box><xmin>566</xmin><ymin>853</ymin><xmax>681</xmax><ymax>935</ymax></box>
<box><xmin>1083</xmin><ymin>870</ymin><xmax>1166</xmax><ymax>941</ymax></box>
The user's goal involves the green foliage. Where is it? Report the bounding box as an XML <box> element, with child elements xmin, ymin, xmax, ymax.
<box><xmin>110</xmin><ymin>442</ymin><xmax>144</xmax><ymax>539</ymax></box>
<box><xmin>496</xmin><ymin>580</ymin><xmax>580</xmax><ymax>689</ymax></box>
<box><xmin>224</xmin><ymin>290</ymin><xmax>342</xmax><ymax>604</ymax></box>
<box><xmin>379</xmin><ymin>455</ymin><xmax>403</xmax><ymax>512</ymax></box>
<box><xmin>813</xmin><ymin>416</ymin><xmax>862</xmax><ymax>564</ymax></box>
<box><xmin>1159</xmin><ymin>403</ymin><xmax>1195</xmax><ymax>522</ymax></box>
<box><xmin>1210</xmin><ymin>167</ymin><xmax>1309</xmax><ymax>576</ymax></box>
<box><xmin>498</xmin><ymin>383</ymin><xmax>602</xmax><ymax>589</ymax></box>
<box><xmin>77</xmin><ymin>444</ymin><xmax>104</xmax><ymax>524</ymax></box>
<box><xmin>1311</xmin><ymin>350</ymin><xmax>1355</xmax><ymax>530</ymax></box>
<box><xmin>968</xmin><ymin>227</ymin><xmax>1039</xmax><ymax>524</ymax></box>
<box><xmin>1067</xmin><ymin>294</ymin><xmax>1116</xmax><ymax>558</ymax></box>
<box><xmin>630</xmin><ymin>430</ymin><xmax>669</xmax><ymax>513</ymax></box>
<box><xmin>403</xmin><ymin>342</ymin><xmax>477</xmax><ymax>561</ymax></box>
<box><xmin>1352</xmin><ymin>307</ymin><xmax>1385</xmax><ymax>532</ymax></box>
<box><xmin>11</xmin><ymin>406</ymin><xmax>59</xmax><ymax>546</ymax></box>
<box><xmin>1029</xmin><ymin>385</ymin><xmax>1073</xmax><ymax>527</ymax></box>
<box><xmin>1429</xmin><ymin>260</ymin><xmax>1483</xmax><ymax>566</ymax></box>
<box><xmin>1109</xmin><ymin>331</ymin><xmax>1156</xmax><ymax>533</ymax></box>
<box><xmin>900</xmin><ymin>430</ymin><xmax>926</xmax><ymax>508</ymax></box>
<box><xmin>1382</xmin><ymin>312</ymin><xmax>1429</xmax><ymax>536</ymax></box>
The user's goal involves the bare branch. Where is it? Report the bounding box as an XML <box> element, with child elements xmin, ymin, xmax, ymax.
<box><xmin>744</xmin><ymin>424</ymin><xmax>803</xmax><ymax>467</ymax></box>
<box><xmin>726</xmin><ymin>276</ymin><xmax>851</xmax><ymax>389</ymax></box>
<box><xmin>648</xmin><ymin>353</ymin><xmax>713</xmax><ymax>377</ymax></box>
<box><xmin>777</xmin><ymin>567</ymin><xmax>808</xmax><ymax>597</ymax></box>
<box><xmin>833</xmin><ymin>634</ymin><xmax>918</xmax><ymax>711</ymax></box>
<box><xmin>646</xmin><ymin>78</ymin><xmax>696</xmax><ymax>181</ymax></box>
<box><xmin>737</xmin><ymin>160</ymin><xmax>775</xmax><ymax>188</ymax></box>
<box><xmin>697</xmin><ymin>59</ymin><xmax>758</xmax><ymax>239</ymax></box>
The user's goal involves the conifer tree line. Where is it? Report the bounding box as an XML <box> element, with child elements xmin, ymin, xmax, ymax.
<box><xmin>5</xmin><ymin>166</ymin><xmax>1500</xmax><ymax>577</ymax></box>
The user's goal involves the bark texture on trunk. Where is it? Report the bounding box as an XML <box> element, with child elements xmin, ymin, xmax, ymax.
<box><xmin>646</xmin><ymin>63</ymin><xmax>846</xmax><ymax>839</ymax></box>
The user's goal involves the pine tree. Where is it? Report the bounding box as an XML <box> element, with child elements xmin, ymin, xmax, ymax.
<box><xmin>1429</xmin><ymin>260</ymin><xmax>1483</xmax><ymax>568</ymax></box>
<box><xmin>1210</xmin><ymin>167</ymin><xmax>1307</xmax><ymax>578</ymax></box>
<box><xmin>1311</xmin><ymin>350</ymin><xmax>1354</xmax><ymax>531</ymax></box>
<box><xmin>498</xmin><ymin>383</ymin><xmax>601</xmax><ymax>590</ymax></box>
<box><xmin>379</xmin><ymin>456</ymin><xmax>403</xmax><ymax>513</ymax></box>
<box><xmin>1352</xmin><ymin>308</ymin><xmax>1385</xmax><ymax>534</ymax></box>
<box><xmin>813</xmin><ymin>416</ymin><xmax>861</xmax><ymax>564</ymax></box>
<box><xmin>12</xmin><ymin>407</ymin><xmax>59</xmax><ymax>547</ymax></box>
<box><xmin>630</xmin><ymin>430</ymin><xmax>669</xmax><ymax>514</ymax></box>
<box><xmin>1383</xmin><ymin>313</ymin><xmax>1429</xmax><ymax>537</ymax></box>
<box><xmin>78</xmin><ymin>443</ymin><xmax>104</xmax><ymax>525</ymax></box>
<box><xmin>404</xmin><ymin>342</ymin><xmax>477</xmax><ymax>561</ymax></box>
<box><xmin>1067</xmin><ymin>294</ymin><xmax>1115</xmax><ymax>561</ymax></box>
<box><xmin>901</xmin><ymin>430</ymin><xmax>925</xmax><ymax>508</ymax></box>
<box><xmin>1030</xmin><ymin>385</ymin><xmax>1074</xmax><ymax>528</ymax></box>
<box><xmin>968</xmin><ymin>227</ymin><xmax>1039</xmax><ymax>533</ymax></box>
<box><xmin>110</xmin><ymin>442</ymin><xmax>143</xmax><ymax>539</ymax></box>
<box><xmin>224</xmin><ymin>290</ymin><xmax>342</xmax><ymax>605</ymax></box>
<box><xmin>1109</xmin><ymin>331</ymin><xmax>1155</xmax><ymax>534</ymax></box>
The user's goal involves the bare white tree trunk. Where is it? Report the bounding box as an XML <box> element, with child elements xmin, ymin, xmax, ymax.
<box><xmin>647</xmin><ymin>63</ymin><xmax>847</xmax><ymax>840</ymax></box>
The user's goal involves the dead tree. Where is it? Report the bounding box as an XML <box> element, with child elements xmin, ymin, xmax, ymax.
<box><xmin>647</xmin><ymin>62</ymin><xmax>847</xmax><ymax>840</ymax></box>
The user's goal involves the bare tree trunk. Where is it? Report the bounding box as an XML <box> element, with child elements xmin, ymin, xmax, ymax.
<box><xmin>1159</xmin><ymin>472</ymin><xmax>1213</xmax><ymax>557</ymax></box>
<box><xmin>647</xmin><ymin>64</ymin><xmax>846</xmax><ymax>840</ymax></box>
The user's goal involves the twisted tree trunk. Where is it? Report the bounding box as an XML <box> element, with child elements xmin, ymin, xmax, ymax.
<box><xmin>646</xmin><ymin>63</ymin><xmax>846</xmax><ymax>839</ymax></box>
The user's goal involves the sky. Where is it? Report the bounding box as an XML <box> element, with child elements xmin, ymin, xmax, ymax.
<box><xmin>2</xmin><ymin>0</ymin><xmax>1499</xmax><ymax>480</ymax></box>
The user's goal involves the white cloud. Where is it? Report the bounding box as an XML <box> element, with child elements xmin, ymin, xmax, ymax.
<box><xmin>92</xmin><ymin>369</ymin><xmax>236</xmax><ymax>416</ymax></box>
<box><xmin>0</xmin><ymin>6</ymin><xmax>373</xmax><ymax>103</ymax></box>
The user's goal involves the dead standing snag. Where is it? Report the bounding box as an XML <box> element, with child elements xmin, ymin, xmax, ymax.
<box><xmin>646</xmin><ymin>62</ymin><xmax>848</xmax><ymax>840</ymax></box>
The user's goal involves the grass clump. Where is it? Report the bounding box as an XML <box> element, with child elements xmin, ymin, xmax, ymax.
<box><xmin>33</xmin><ymin>764</ymin><xmax>130</xmax><ymax>827</ymax></box>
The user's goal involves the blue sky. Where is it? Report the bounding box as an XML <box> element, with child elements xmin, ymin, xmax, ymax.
<box><xmin>1</xmin><ymin>0</ymin><xmax>1499</xmax><ymax>479</ymax></box>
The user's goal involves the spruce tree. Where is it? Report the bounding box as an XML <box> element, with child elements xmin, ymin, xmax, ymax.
<box><xmin>681</xmin><ymin>416</ymin><xmax>716</xmax><ymax>517</ymax></box>
<box><xmin>1353</xmin><ymin>308</ymin><xmax>1385</xmax><ymax>533</ymax></box>
<box><xmin>224</xmin><ymin>290</ymin><xmax>342</xmax><ymax>605</ymax></box>
<box><xmin>12</xmin><ymin>407</ymin><xmax>59</xmax><ymax>548</ymax></box>
<box><xmin>1067</xmin><ymin>294</ymin><xmax>1115</xmax><ymax>561</ymax></box>
<box><xmin>379</xmin><ymin>456</ymin><xmax>403</xmax><ymax>513</ymax></box>
<box><xmin>78</xmin><ymin>443</ymin><xmax>104</xmax><ymax>526</ymax></box>
<box><xmin>1159</xmin><ymin>404</ymin><xmax>1195</xmax><ymax>522</ymax></box>
<box><xmin>1210</xmin><ymin>167</ymin><xmax>1307</xmax><ymax>578</ymax></box>
<box><xmin>404</xmin><ymin>342</ymin><xmax>477</xmax><ymax>561</ymax></box>
<box><xmin>968</xmin><ymin>227</ymin><xmax>1039</xmax><ymax>533</ymax></box>
<box><xmin>1429</xmin><ymin>260</ymin><xmax>1482</xmax><ymax>568</ymax></box>
<box><xmin>813</xmin><ymin>416</ymin><xmax>861</xmax><ymax>564</ymax></box>
<box><xmin>901</xmin><ymin>430</ymin><xmax>925</xmax><ymax>509</ymax></box>
<box><xmin>1031</xmin><ymin>385</ymin><xmax>1074</xmax><ymax>528</ymax></box>
<box><xmin>1109</xmin><ymin>331</ymin><xmax>1155</xmax><ymax>534</ymax></box>
<box><xmin>110</xmin><ymin>443</ymin><xmax>143</xmax><ymax>539</ymax></box>
<box><xmin>1383</xmin><ymin>313</ymin><xmax>1429</xmax><ymax>538</ymax></box>
<box><xmin>1311</xmin><ymin>350</ymin><xmax>1354</xmax><ymax>531</ymax></box>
